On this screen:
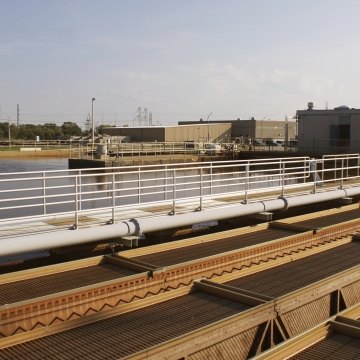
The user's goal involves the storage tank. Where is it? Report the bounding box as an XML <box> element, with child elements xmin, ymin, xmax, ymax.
<box><xmin>96</xmin><ymin>143</ymin><xmax>107</xmax><ymax>156</ymax></box>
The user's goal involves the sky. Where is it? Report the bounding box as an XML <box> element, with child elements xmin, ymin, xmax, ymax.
<box><xmin>1</xmin><ymin>0</ymin><xmax>360</xmax><ymax>128</ymax></box>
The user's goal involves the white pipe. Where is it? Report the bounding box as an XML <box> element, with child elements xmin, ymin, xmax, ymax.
<box><xmin>134</xmin><ymin>188</ymin><xmax>357</xmax><ymax>234</ymax></box>
<box><xmin>0</xmin><ymin>186</ymin><xmax>359</xmax><ymax>258</ymax></box>
<box><xmin>0</xmin><ymin>221</ymin><xmax>137</xmax><ymax>258</ymax></box>
<box><xmin>133</xmin><ymin>199</ymin><xmax>284</xmax><ymax>234</ymax></box>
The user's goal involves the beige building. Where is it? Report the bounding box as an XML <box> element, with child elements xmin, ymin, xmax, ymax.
<box><xmin>296</xmin><ymin>104</ymin><xmax>360</xmax><ymax>153</ymax></box>
<box><xmin>179</xmin><ymin>118</ymin><xmax>297</xmax><ymax>142</ymax></box>
<box><xmin>99</xmin><ymin>123</ymin><xmax>232</xmax><ymax>143</ymax></box>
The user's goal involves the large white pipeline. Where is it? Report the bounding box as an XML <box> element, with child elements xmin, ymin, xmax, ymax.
<box><xmin>0</xmin><ymin>186</ymin><xmax>359</xmax><ymax>257</ymax></box>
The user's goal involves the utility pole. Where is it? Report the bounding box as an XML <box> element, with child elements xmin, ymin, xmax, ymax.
<box><xmin>207</xmin><ymin>112</ymin><xmax>212</xmax><ymax>142</ymax></box>
<box><xmin>17</xmin><ymin>104</ymin><xmax>20</xmax><ymax>128</ymax></box>
<box><xmin>285</xmin><ymin>115</ymin><xmax>289</xmax><ymax>151</ymax></box>
<box><xmin>91</xmin><ymin>98</ymin><xmax>96</xmax><ymax>147</ymax></box>
<box><xmin>7</xmin><ymin>117</ymin><xmax>11</xmax><ymax>146</ymax></box>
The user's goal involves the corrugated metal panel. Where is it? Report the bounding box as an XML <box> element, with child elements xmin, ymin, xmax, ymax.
<box><xmin>0</xmin><ymin>292</ymin><xmax>251</xmax><ymax>360</ymax></box>
<box><xmin>225</xmin><ymin>243</ymin><xmax>360</xmax><ymax>298</ymax></box>
<box><xmin>289</xmin><ymin>333</ymin><xmax>360</xmax><ymax>359</ymax></box>
<box><xmin>188</xmin><ymin>324</ymin><xmax>260</xmax><ymax>360</ymax></box>
<box><xmin>282</xmin><ymin>295</ymin><xmax>332</xmax><ymax>336</ymax></box>
<box><xmin>342</xmin><ymin>280</ymin><xmax>360</xmax><ymax>307</ymax></box>
<box><xmin>0</xmin><ymin>263</ymin><xmax>135</xmax><ymax>306</ymax></box>
<box><xmin>133</xmin><ymin>228</ymin><xmax>293</xmax><ymax>267</ymax></box>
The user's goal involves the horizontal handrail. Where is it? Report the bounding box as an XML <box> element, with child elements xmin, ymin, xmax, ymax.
<box><xmin>0</xmin><ymin>155</ymin><xmax>358</xmax><ymax>228</ymax></box>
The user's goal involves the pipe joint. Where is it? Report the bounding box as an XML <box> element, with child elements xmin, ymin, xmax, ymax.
<box><xmin>128</xmin><ymin>218</ymin><xmax>142</xmax><ymax>236</ymax></box>
<box><xmin>121</xmin><ymin>220</ymin><xmax>136</xmax><ymax>236</ymax></box>
<box><xmin>259</xmin><ymin>201</ymin><xmax>267</xmax><ymax>213</ymax></box>
<box><xmin>278</xmin><ymin>195</ymin><xmax>289</xmax><ymax>211</ymax></box>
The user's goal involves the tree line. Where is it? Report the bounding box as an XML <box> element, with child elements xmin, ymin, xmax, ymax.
<box><xmin>0</xmin><ymin>122</ymin><xmax>84</xmax><ymax>141</ymax></box>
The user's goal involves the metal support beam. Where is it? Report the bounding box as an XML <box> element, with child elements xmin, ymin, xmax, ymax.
<box><xmin>252</xmin><ymin>212</ymin><xmax>273</xmax><ymax>221</ymax></box>
<box><xmin>338</xmin><ymin>196</ymin><xmax>353</xmax><ymax>205</ymax></box>
<box><xmin>270</xmin><ymin>222</ymin><xmax>321</xmax><ymax>233</ymax></box>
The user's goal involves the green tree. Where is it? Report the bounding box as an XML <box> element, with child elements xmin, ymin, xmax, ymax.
<box><xmin>0</xmin><ymin>123</ymin><xmax>8</xmax><ymax>140</ymax></box>
<box><xmin>60</xmin><ymin>122</ymin><xmax>82</xmax><ymax>139</ymax></box>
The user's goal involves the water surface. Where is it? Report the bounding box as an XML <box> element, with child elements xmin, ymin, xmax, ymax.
<box><xmin>0</xmin><ymin>158</ymin><xmax>68</xmax><ymax>173</ymax></box>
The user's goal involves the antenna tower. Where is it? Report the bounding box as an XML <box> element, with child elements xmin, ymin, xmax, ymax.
<box><xmin>84</xmin><ymin>113</ymin><xmax>91</xmax><ymax>132</ymax></box>
<box><xmin>149</xmin><ymin>112</ymin><xmax>152</xmax><ymax>126</ymax></box>
<box><xmin>137</xmin><ymin>107</ymin><xmax>142</xmax><ymax>126</ymax></box>
<box><xmin>143</xmin><ymin>108</ymin><xmax>148</xmax><ymax>126</ymax></box>
<box><xmin>135</xmin><ymin>107</ymin><xmax>152</xmax><ymax>126</ymax></box>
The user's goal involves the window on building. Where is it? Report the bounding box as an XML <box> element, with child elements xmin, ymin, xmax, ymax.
<box><xmin>329</xmin><ymin>116</ymin><xmax>351</xmax><ymax>147</ymax></box>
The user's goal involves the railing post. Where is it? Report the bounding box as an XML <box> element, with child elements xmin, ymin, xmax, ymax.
<box><xmin>244</xmin><ymin>163</ymin><xmax>249</xmax><ymax>204</ymax></box>
<box><xmin>310</xmin><ymin>159</ymin><xmax>318</xmax><ymax>193</ymax></box>
<box><xmin>171</xmin><ymin>169</ymin><xmax>176</xmax><ymax>215</ymax></box>
<box><xmin>281</xmin><ymin>161</ymin><xmax>285</xmax><ymax>196</ymax></box>
<box><xmin>164</xmin><ymin>165</ymin><xmax>168</xmax><ymax>200</ymax></box>
<box><xmin>340</xmin><ymin>158</ymin><xmax>344</xmax><ymax>189</ymax></box>
<box><xmin>210</xmin><ymin>163</ymin><xmax>213</xmax><ymax>195</ymax></box>
<box><xmin>278</xmin><ymin>160</ymin><xmax>282</xmax><ymax>188</ymax></box>
<box><xmin>345</xmin><ymin>156</ymin><xmax>349</xmax><ymax>179</ymax></box>
<box><xmin>78</xmin><ymin>171</ymin><xmax>82</xmax><ymax>211</ymax></box>
<box><xmin>138</xmin><ymin>167</ymin><xmax>141</xmax><ymax>204</ymax></box>
<box><xmin>74</xmin><ymin>176</ymin><xmax>79</xmax><ymax>229</ymax></box>
<box><xmin>199</xmin><ymin>168</ymin><xmax>203</xmax><ymax>211</ymax></box>
<box><xmin>42</xmin><ymin>172</ymin><xmax>46</xmax><ymax>215</ymax></box>
<box><xmin>111</xmin><ymin>173</ymin><xmax>116</xmax><ymax>223</ymax></box>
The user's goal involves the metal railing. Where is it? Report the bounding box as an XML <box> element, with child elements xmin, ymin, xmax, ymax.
<box><xmin>0</xmin><ymin>155</ymin><xmax>359</xmax><ymax>229</ymax></box>
<box><xmin>0</xmin><ymin>140</ymin><xmax>299</xmax><ymax>158</ymax></box>
<box><xmin>75</xmin><ymin>141</ymin><xmax>236</xmax><ymax>159</ymax></box>
<box><xmin>299</xmin><ymin>138</ymin><xmax>360</xmax><ymax>153</ymax></box>
<box><xmin>71</xmin><ymin>141</ymin><xmax>298</xmax><ymax>159</ymax></box>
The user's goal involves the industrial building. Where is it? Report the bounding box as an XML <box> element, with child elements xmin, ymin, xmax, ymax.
<box><xmin>99</xmin><ymin>123</ymin><xmax>232</xmax><ymax>143</ymax></box>
<box><xmin>297</xmin><ymin>103</ymin><xmax>360</xmax><ymax>153</ymax></box>
<box><xmin>179</xmin><ymin>118</ymin><xmax>297</xmax><ymax>143</ymax></box>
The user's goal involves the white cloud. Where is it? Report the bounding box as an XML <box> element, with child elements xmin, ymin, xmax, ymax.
<box><xmin>104</xmin><ymin>62</ymin><xmax>343</xmax><ymax>119</ymax></box>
